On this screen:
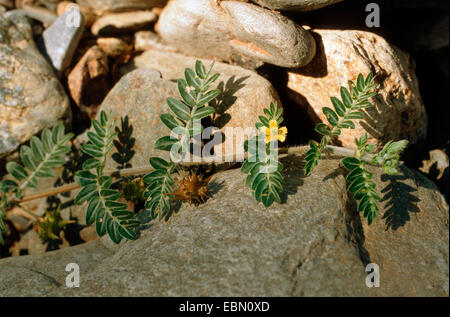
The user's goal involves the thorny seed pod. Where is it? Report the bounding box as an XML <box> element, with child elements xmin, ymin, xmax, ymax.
<box><xmin>34</xmin><ymin>206</ymin><xmax>74</xmax><ymax>243</ymax></box>
<box><xmin>168</xmin><ymin>172</ymin><xmax>213</xmax><ymax>206</ymax></box>
<box><xmin>120</xmin><ymin>177</ymin><xmax>146</xmax><ymax>205</ymax></box>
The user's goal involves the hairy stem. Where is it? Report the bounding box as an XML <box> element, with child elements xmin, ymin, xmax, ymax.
<box><xmin>14</xmin><ymin>145</ymin><xmax>357</xmax><ymax>204</ymax></box>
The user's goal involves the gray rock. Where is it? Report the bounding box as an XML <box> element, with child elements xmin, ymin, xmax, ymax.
<box><xmin>76</xmin><ymin>0</ymin><xmax>167</xmax><ymax>14</ymax></box>
<box><xmin>250</xmin><ymin>0</ymin><xmax>344</xmax><ymax>11</ymax></box>
<box><xmin>0</xmin><ymin>239</ymin><xmax>113</xmax><ymax>296</ymax></box>
<box><xmin>0</xmin><ymin>153</ymin><xmax>448</xmax><ymax>296</ymax></box>
<box><xmin>157</xmin><ymin>0</ymin><xmax>316</xmax><ymax>68</ymax></box>
<box><xmin>115</xmin><ymin>49</ymin><xmax>281</xmax><ymax>166</ymax></box>
<box><xmin>39</xmin><ymin>7</ymin><xmax>85</xmax><ymax>75</ymax></box>
<box><xmin>91</xmin><ymin>10</ymin><xmax>157</xmax><ymax>36</ymax></box>
<box><xmin>0</xmin><ymin>12</ymin><xmax>71</xmax><ymax>158</ymax></box>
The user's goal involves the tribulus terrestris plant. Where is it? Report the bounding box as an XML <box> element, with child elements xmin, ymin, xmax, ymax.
<box><xmin>143</xmin><ymin>60</ymin><xmax>220</xmax><ymax>220</ymax></box>
<box><xmin>304</xmin><ymin>73</ymin><xmax>408</xmax><ymax>224</ymax></box>
<box><xmin>0</xmin><ymin>64</ymin><xmax>411</xmax><ymax>246</ymax></box>
<box><xmin>74</xmin><ymin>111</ymin><xmax>140</xmax><ymax>243</ymax></box>
<box><xmin>0</xmin><ymin>124</ymin><xmax>74</xmax><ymax>244</ymax></box>
<box><xmin>241</xmin><ymin>102</ymin><xmax>287</xmax><ymax>207</ymax></box>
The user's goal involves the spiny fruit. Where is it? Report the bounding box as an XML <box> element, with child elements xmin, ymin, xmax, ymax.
<box><xmin>168</xmin><ymin>171</ymin><xmax>212</xmax><ymax>206</ymax></box>
<box><xmin>35</xmin><ymin>206</ymin><xmax>74</xmax><ymax>243</ymax></box>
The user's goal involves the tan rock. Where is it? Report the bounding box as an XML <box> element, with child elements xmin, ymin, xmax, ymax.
<box><xmin>0</xmin><ymin>0</ymin><xmax>13</xmax><ymax>9</ymax></box>
<box><xmin>91</xmin><ymin>10</ymin><xmax>157</xmax><ymax>36</ymax></box>
<box><xmin>286</xmin><ymin>29</ymin><xmax>427</xmax><ymax>148</ymax></box>
<box><xmin>6</xmin><ymin>207</ymin><xmax>34</xmax><ymax>232</ymax></box>
<box><xmin>157</xmin><ymin>0</ymin><xmax>316</xmax><ymax>68</ymax></box>
<box><xmin>57</xmin><ymin>1</ymin><xmax>96</xmax><ymax>27</ymax></box>
<box><xmin>67</xmin><ymin>45</ymin><xmax>110</xmax><ymax>115</ymax></box>
<box><xmin>420</xmin><ymin>149</ymin><xmax>449</xmax><ymax>181</ymax></box>
<box><xmin>134</xmin><ymin>30</ymin><xmax>175</xmax><ymax>52</ymax></box>
<box><xmin>97</xmin><ymin>37</ymin><xmax>130</xmax><ymax>57</ymax></box>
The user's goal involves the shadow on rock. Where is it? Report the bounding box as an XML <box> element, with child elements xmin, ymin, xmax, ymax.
<box><xmin>381</xmin><ymin>165</ymin><xmax>421</xmax><ymax>231</ymax></box>
<box><xmin>280</xmin><ymin>155</ymin><xmax>306</xmax><ymax>204</ymax></box>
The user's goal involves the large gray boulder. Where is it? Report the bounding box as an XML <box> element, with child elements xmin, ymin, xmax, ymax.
<box><xmin>0</xmin><ymin>12</ymin><xmax>71</xmax><ymax>158</ymax></box>
<box><xmin>0</xmin><ymin>152</ymin><xmax>447</xmax><ymax>296</ymax></box>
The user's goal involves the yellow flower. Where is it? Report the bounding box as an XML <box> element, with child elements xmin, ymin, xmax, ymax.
<box><xmin>260</xmin><ymin>119</ymin><xmax>288</xmax><ymax>143</ymax></box>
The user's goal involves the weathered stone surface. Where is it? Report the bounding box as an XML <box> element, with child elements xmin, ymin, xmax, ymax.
<box><xmin>0</xmin><ymin>12</ymin><xmax>71</xmax><ymax>158</ymax></box>
<box><xmin>0</xmin><ymin>239</ymin><xmax>113</xmax><ymax>296</ymax></box>
<box><xmin>39</xmin><ymin>6</ymin><xmax>85</xmax><ymax>75</ymax></box>
<box><xmin>119</xmin><ymin>49</ymin><xmax>281</xmax><ymax>163</ymax></box>
<box><xmin>134</xmin><ymin>30</ymin><xmax>175</xmax><ymax>52</ymax></box>
<box><xmin>286</xmin><ymin>29</ymin><xmax>427</xmax><ymax>148</ymax></box>
<box><xmin>76</xmin><ymin>0</ymin><xmax>167</xmax><ymax>14</ymax></box>
<box><xmin>0</xmin><ymin>153</ymin><xmax>447</xmax><ymax>296</ymax></box>
<box><xmin>157</xmin><ymin>0</ymin><xmax>316</xmax><ymax>68</ymax></box>
<box><xmin>91</xmin><ymin>10</ymin><xmax>157</xmax><ymax>36</ymax></box>
<box><xmin>250</xmin><ymin>0</ymin><xmax>343</xmax><ymax>11</ymax></box>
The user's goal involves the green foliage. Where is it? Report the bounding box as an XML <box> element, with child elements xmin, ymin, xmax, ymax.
<box><xmin>75</xmin><ymin>111</ymin><xmax>139</xmax><ymax>244</ymax></box>
<box><xmin>342</xmin><ymin>134</ymin><xmax>409</xmax><ymax>224</ymax></box>
<box><xmin>370</xmin><ymin>140</ymin><xmax>409</xmax><ymax>175</ymax></box>
<box><xmin>342</xmin><ymin>149</ymin><xmax>380</xmax><ymax>225</ymax></box>
<box><xmin>305</xmin><ymin>73</ymin><xmax>377</xmax><ymax>176</ymax></box>
<box><xmin>0</xmin><ymin>124</ymin><xmax>73</xmax><ymax>244</ymax></box>
<box><xmin>304</xmin><ymin>73</ymin><xmax>409</xmax><ymax>225</ymax></box>
<box><xmin>241</xmin><ymin>102</ymin><xmax>285</xmax><ymax>207</ymax></box>
<box><xmin>143</xmin><ymin>60</ymin><xmax>222</xmax><ymax>219</ymax></box>
<box><xmin>143</xmin><ymin>157</ymin><xmax>176</xmax><ymax>219</ymax></box>
<box><xmin>352</xmin><ymin>135</ymin><xmax>409</xmax><ymax>225</ymax></box>
<box><xmin>156</xmin><ymin>60</ymin><xmax>220</xmax><ymax>157</ymax></box>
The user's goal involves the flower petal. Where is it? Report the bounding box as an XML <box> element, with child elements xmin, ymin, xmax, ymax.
<box><xmin>269</xmin><ymin>119</ymin><xmax>278</xmax><ymax>129</ymax></box>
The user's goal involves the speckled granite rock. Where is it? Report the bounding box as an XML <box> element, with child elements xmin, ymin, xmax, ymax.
<box><xmin>286</xmin><ymin>29</ymin><xmax>427</xmax><ymax>149</ymax></box>
<box><xmin>0</xmin><ymin>152</ymin><xmax>448</xmax><ymax>296</ymax></box>
<box><xmin>157</xmin><ymin>0</ymin><xmax>316</xmax><ymax>68</ymax></box>
<box><xmin>0</xmin><ymin>12</ymin><xmax>71</xmax><ymax>158</ymax></box>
